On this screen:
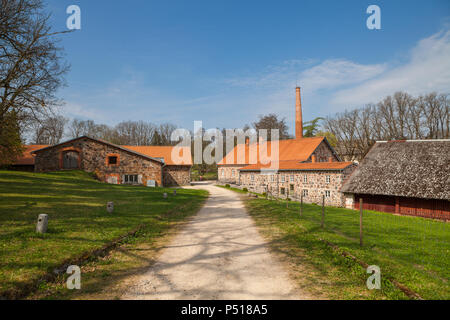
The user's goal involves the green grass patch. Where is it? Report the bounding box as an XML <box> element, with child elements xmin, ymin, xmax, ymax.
<box><xmin>0</xmin><ymin>170</ymin><xmax>208</xmax><ymax>298</ymax></box>
<box><xmin>243</xmin><ymin>197</ymin><xmax>449</xmax><ymax>300</ymax></box>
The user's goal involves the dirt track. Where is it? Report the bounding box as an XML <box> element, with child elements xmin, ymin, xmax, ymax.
<box><xmin>122</xmin><ymin>182</ymin><xmax>309</xmax><ymax>299</ymax></box>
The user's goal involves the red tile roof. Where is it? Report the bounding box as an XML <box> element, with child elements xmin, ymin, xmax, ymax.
<box><xmin>218</xmin><ymin>137</ymin><xmax>326</xmax><ymax>165</ymax></box>
<box><xmin>14</xmin><ymin>145</ymin><xmax>49</xmax><ymax>165</ymax></box>
<box><xmin>240</xmin><ymin>160</ymin><xmax>354</xmax><ymax>171</ymax></box>
<box><xmin>122</xmin><ymin>145</ymin><xmax>192</xmax><ymax>166</ymax></box>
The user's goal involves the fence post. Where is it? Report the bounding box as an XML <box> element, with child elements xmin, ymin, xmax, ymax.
<box><xmin>321</xmin><ymin>194</ymin><xmax>325</xmax><ymax>228</ymax></box>
<box><xmin>300</xmin><ymin>193</ymin><xmax>303</xmax><ymax>217</ymax></box>
<box><xmin>286</xmin><ymin>190</ymin><xmax>289</xmax><ymax>208</ymax></box>
<box><xmin>359</xmin><ymin>198</ymin><xmax>363</xmax><ymax>247</ymax></box>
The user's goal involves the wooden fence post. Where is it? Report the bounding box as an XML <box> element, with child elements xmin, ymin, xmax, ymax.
<box><xmin>300</xmin><ymin>193</ymin><xmax>303</xmax><ymax>217</ymax></box>
<box><xmin>360</xmin><ymin>198</ymin><xmax>363</xmax><ymax>246</ymax></box>
<box><xmin>321</xmin><ymin>194</ymin><xmax>325</xmax><ymax>228</ymax></box>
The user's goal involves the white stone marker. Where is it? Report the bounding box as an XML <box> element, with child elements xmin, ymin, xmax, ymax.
<box><xmin>163</xmin><ymin>193</ymin><xmax>168</xmax><ymax>199</ymax></box>
<box><xmin>173</xmin><ymin>189</ymin><xmax>177</xmax><ymax>196</ymax></box>
<box><xmin>36</xmin><ymin>214</ymin><xmax>48</xmax><ymax>233</ymax></box>
<box><xmin>107</xmin><ymin>201</ymin><xmax>114</xmax><ymax>213</ymax></box>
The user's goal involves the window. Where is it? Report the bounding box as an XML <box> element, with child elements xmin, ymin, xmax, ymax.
<box><xmin>302</xmin><ymin>189</ymin><xmax>308</xmax><ymax>197</ymax></box>
<box><xmin>281</xmin><ymin>175</ymin><xmax>285</xmax><ymax>183</ymax></box>
<box><xmin>326</xmin><ymin>175</ymin><xmax>331</xmax><ymax>184</ymax></box>
<box><xmin>251</xmin><ymin>174</ymin><xmax>255</xmax><ymax>181</ymax></box>
<box><xmin>108</xmin><ymin>156</ymin><xmax>117</xmax><ymax>165</ymax></box>
<box><xmin>290</xmin><ymin>175</ymin><xmax>294</xmax><ymax>182</ymax></box>
<box><xmin>290</xmin><ymin>184</ymin><xmax>294</xmax><ymax>191</ymax></box>
<box><xmin>303</xmin><ymin>175</ymin><xmax>308</xmax><ymax>183</ymax></box>
<box><xmin>221</xmin><ymin>169</ymin><xmax>225</xmax><ymax>177</ymax></box>
<box><xmin>280</xmin><ymin>187</ymin><xmax>285</xmax><ymax>195</ymax></box>
<box><xmin>271</xmin><ymin>174</ymin><xmax>275</xmax><ymax>182</ymax></box>
<box><xmin>231</xmin><ymin>169</ymin><xmax>235</xmax><ymax>177</ymax></box>
<box><xmin>325</xmin><ymin>190</ymin><xmax>331</xmax><ymax>198</ymax></box>
<box><xmin>124</xmin><ymin>174</ymin><xmax>138</xmax><ymax>184</ymax></box>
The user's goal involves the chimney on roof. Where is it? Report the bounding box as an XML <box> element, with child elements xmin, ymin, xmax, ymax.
<box><xmin>328</xmin><ymin>156</ymin><xmax>333</xmax><ymax>163</ymax></box>
<box><xmin>245</xmin><ymin>137</ymin><xmax>249</xmax><ymax>145</ymax></box>
<box><xmin>311</xmin><ymin>155</ymin><xmax>316</xmax><ymax>163</ymax></box>
<box><xmin>295</xmin><ymin>87</ymin><xmax>303</xmax><ymax>139</ymax></box>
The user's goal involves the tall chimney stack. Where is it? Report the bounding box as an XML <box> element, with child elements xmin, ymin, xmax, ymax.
<box><xmin>295</xmin><ymin>87</ymin><xmax>303</xmax><ymax>139</ymax></box>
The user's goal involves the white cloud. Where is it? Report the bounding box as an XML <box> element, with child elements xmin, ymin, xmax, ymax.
<box><xmin>332</xmin><ymin>30</ymin><xmax>450</xmax><ymax>107</ymax></box>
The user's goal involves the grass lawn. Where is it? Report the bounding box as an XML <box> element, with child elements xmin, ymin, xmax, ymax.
<box><xmin>0</xmin><ymin>170</ymin><xmax>208</xmax><ymax>299</ymax></box>
<box><xmin>191</xmin><ymin>169</ymin><xmax>218</xmax><ymax>181</ymax></box>
<box><xmin>225</xmin><ymin>188</ymin><xmax>449</xmax><ymax>299</ymax></box>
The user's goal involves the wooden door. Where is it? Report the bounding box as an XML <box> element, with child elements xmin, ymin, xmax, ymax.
<box><xmin>63</xmin><ymin>151</ymin><xmax>79</xmax><ymax>169</ymax></box>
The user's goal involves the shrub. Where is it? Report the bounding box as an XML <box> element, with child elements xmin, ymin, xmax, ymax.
<box><xmin>243</xmin><ymin>187</ymin><xmax>248</xmax><ymax>192</ymax></box>
<box><xmin>225</xmin><ymin>184</ymin><xmax>230</xmax><ymax>188</ymax></box>
<box><xmin>262</xmin><ymin>192</ymin><xmax>267</xmax><ymax>197</ymax></box>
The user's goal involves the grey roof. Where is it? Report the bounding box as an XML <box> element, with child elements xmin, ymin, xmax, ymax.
<box><xmin>341</xmin><ymin>140</ymin><xmax>450</xmax><ymax>200</ymax></box>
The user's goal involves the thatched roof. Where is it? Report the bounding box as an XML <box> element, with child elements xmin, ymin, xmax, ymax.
<box><xmin>341</xmin><ymin>140</ymin><xmax>450</xmax><ymax>200</ymax></box>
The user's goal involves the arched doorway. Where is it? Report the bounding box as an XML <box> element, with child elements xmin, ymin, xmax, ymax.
<box><xmin>62</xmin><ymin>151</ymin><xmax>80</xmax><ymax>169</ymax></box>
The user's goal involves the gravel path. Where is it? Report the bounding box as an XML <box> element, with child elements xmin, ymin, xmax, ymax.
<box><xmin>122</xmin><ymin>182</ymin><xmax>308</xmax><ymax>300</ymax></box>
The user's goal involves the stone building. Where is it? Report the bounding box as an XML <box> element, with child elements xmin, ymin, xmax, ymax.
<box><xmin>218</xmin><ymin>86</ymin><xmax>356</xmax><ymax>207</ymax></box>
<box><xmin>341</xmin><ymin>139</ymin><xmax>450</xmax><ymax>220</ymax></box>
<box><xmin>239</xmin><ymin>160</ymin><xmax>355</xmax><ymax>207</ymax></box>
<box><xmin>27</xmin><ymin>136</ymin><xmax>191</xmax><ymax>186</ymax></box>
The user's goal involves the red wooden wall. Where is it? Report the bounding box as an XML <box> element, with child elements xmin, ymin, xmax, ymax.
<box><xmin>354</xmin><ymin>194</ymin><xmax>450</xmax><ymax>221</ymax></box>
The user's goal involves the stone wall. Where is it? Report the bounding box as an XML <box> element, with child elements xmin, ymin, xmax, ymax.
<box><xmin>218</xmin><ymin>165</ymin><xmax>243</xmax><ymax>184</ymax></box>
<box><xmin>163</xmin><ymin>165</ymin><xmax>191</xmax><ymax>186</ymax></box>
<box><xmin>239</xmin><ymin>165</ymin><xmax>357</xmax><ymax>207</ymax></box>
<box><xmin>307</xmin><ymin>140</ymin><xmax>339</xmax><ymax>162</ymax></box>
<box><xmin>34</xmin><ymin>138</ymin><xmax>164</xmax><ymax>186</ymax></box>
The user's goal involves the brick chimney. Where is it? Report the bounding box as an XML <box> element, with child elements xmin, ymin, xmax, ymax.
<box><xmin>295</xmin><ymin>87</ymin><xmax>303</xmax><ymax>139</ymax></box>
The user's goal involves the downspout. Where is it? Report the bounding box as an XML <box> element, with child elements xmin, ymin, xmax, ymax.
<box><xmin>160</xmin><ymin>163</ymin><xmax>166</xmax><ymax>187</ymax></box>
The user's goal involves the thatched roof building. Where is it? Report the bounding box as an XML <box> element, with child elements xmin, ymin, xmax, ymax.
<box><xmin>341</xmin><ymin>139</ymin><xmax>450</xmax><ymax>220</ymax></box>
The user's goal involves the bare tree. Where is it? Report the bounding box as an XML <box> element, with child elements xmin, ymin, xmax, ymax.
<box><xmin>252</xmin><ymin>113</ymin><xmax>291</xmax><ymax>141</ymax></box>
<box><xmin>324</xmin><ymin>91</ymin><xmax>449</xmax><ymax>161</ymax></box>
<box><xmin>0</xmin><ymin>0</ymin><xmax>69</xmax><ymax>162</ymax></box>
<box><xmin>31</xmin><ymin>115</ymin><xmax>67</xmax><ymax>144</ymax></box>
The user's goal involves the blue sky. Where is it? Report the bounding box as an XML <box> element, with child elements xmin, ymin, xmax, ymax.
<box><xmin>47</xmin><ymin>0</ymin><xmax>450</xmax><ymax>134</ymax></box>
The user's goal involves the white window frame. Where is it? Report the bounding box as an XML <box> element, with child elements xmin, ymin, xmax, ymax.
<box><xmin>326</xmin><ymin>175</ymin><xmax>331</xmax><ymax>184</ymax></box>
<box><xmin>302</xmin><ymin>189</ymin><xmax>308</xmax><ymax>197</ymax></box>
<box><xmin>281</xmin><ymin>175</ymin><xmax>285</xmax><ymax>183</ymax></box>
<box><xmin>303</xmin><ymin>175</ymin><xmax>308</xmax><ymax>183</ymax></box>
<box><xmin>251</xmin><ymin>174</ymin><xmax>255</xmax><ymax>182</ymax></box>
<box><xmin>290</xmin><ymin>175</ymin><xmax>294</xmax><ymax>182</ymax></box>
<box><xmin>325</xmin><ymin>190</ymin><xmax>331</xmax><ymax>198</ymax></box>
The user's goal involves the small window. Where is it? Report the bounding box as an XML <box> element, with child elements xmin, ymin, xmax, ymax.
<box><xmin>280</xmin><ymin>187</ymin><xmax>285</xmax><ymax>195</ymax></box>
<box><xmin>325</xmin><ymin>190</ymin><xmax>331</xmax><ymax>198</ymax></box>
<box><xmin>290</xmin><ymin>184</ymin><xmax>294</xmax><ymax>191</ymax></box>
<box><xmin>271</xmin><ymin>175</ymin><xmax>275</xmax><ymax>182</ymax></box>
<box><xmin>290</xmin><ymin>175</ymin><xmax>294</xmax><ymax>182</ymax></box>
<box><xmin>108</xmin><ymin>156</ymin><xmax>117</xmax><ymax>165</ymax></box>
<box><xmin>302</xmin><ymin>189</ymin><xmax>308</xmax><ymax>197</ymax></box>
<box><xmin>251</xmin><ymin>174</ymin><xmax>255</xmax><ymax>181</ymax></box>
<box><xmin>221</xmin><ymin>169</ymin><xmax>225</xmax><ymax>177</ymax></box>
<box><xmin>326</xmin><ymin>175</ymin><xmax>331</xmax><ymax>184</ymax></box>
<box><xmin>281</xmin><ymin>175</ymin><xmax>285</xmax><ymax>183</ymax></box>
<box><xmin>231</xmin><ymin>169</ymin><xmax>235</xmax><ymax>177</ymax></box>
<box><xmin>303</xmin><ymin>175</ymin><xmax>308</xmax><ymax>183</ymax></box>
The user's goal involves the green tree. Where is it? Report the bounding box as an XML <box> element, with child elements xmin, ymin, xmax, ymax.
<box><xmin>303</xmin><ymin>117</ymin><xmax>324</xmax><ymax>137</ymax></box>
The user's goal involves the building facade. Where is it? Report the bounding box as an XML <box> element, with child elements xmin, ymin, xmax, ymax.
<box><xmin>239</xmin><ymin>161</ymin><xmax>355</xmax><ymax>207</ymax></box>
<box><xmin>30</xmin><ymin>136</ymin><xmax>191</xmax><ymax>187</ymax></box>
